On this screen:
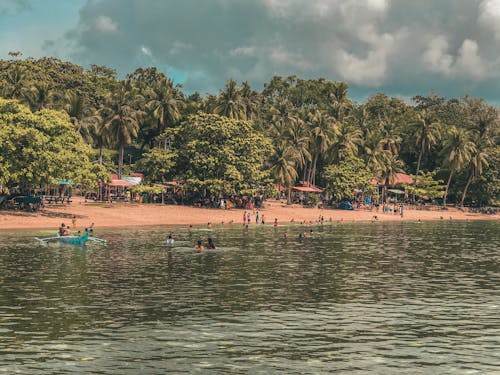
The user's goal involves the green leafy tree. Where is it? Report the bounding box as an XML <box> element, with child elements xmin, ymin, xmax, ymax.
<box><xmin>403</xmin><ymin>171</ymin><xmax>444</xmax><ymax>201</ymax></box>
<box><xmin>324</xmin><ymin>156</ymin><xmax>374</xmax><ymax>201</ymax></box>
<box><xmin>171</xmin><ymin>113</ymin><xmax>270</xmax><ymax>196</ymax></box>
<box><xmin>136</xmin><ymin>148</ymin><xmax>176</xmax><ymax>183</ymax></box>
<box><xmin>0</xmin><ymin>98</ymin><xmax>107</xmax><ymax>189</ymax></box>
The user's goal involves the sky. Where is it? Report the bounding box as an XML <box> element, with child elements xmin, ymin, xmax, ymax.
<box><xmin>1</xmin><ymin>0</ymin><xmax>500</xmax><ymax>104</ymax></box>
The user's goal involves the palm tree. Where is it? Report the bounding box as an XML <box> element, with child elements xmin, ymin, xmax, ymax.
<box><xmin>379</xmin><ymin>153</ymin><xmax>404</xmax><ymax>203</ymax></box>
<box><xmin>284</xmin><ymin>121</ymin><xmax>311</xmax><ymax>177</ymax></box>
<box><xmin>307</xmin><ymin>110</ymin><xmax>339</xmax><ymax>185</ymax></box>
<box><xmin>269</xmin><ymin>142</ymin><xmax>299</xmax><ymax>204</ymax></box>
<box><xmin>26</xmin><ymin>82</ymin><xmax>55</xmax><ymax>111</ymax></box>
<box><xmin>441</xmin><ymin>126</ymin><xmax>476</xmax><ymax>207</ymax></box>
<box><xmin>147</xmin><ymin>77</ymin><xmax>184</xmax><ymax>134</ymax></box>
<box><xmin>409</xmin><ymin>108</ymin><xmax>441</xmax><ymax>200</ymax></box>
<box><xmin>64</xmin><ymin>92</ymin><xmax>93</xmax><ymax>142</ymax></box>
<box><xmin>240</xmin><ymin>80</ymin><xmax>260</xmax><ymax>121</ymax></box>
<box><xmin>329</xmin><ymin>121</ymin><xmax>363</xmax><ymax>163</ymax></box>
<box><xmin>459</xmin><ymin>99</ymin><xmax>498</xmax><ymax>206</ymax></box>
<box><xmin>267</xmin><ymin>98</ymin><xmax>299</xmax><ymax>137</ymax></box>
<box><xmin>2</xmin><ymin>65</ymin><xmax>30</xmax><ymax>100</ymax></box>
<box><xmin>214</xmin><ymin>79</ymin><xmax>246</xmax><ymax>119</ymax></box>
<box><xmin>329</xmin><ymin>81</ymin><xmax>351</xmax><ymax>122</ymax></box>
<box><xmin>100</xmin><ymin>82</ymin><xmax>143</xmax><ymax>178</ymax></box>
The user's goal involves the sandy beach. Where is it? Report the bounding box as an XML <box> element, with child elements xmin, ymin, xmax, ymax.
<box><xmin>0</xmin><ymin>197</ymin><xmax>497</xmax><ymax>231</ymax></box>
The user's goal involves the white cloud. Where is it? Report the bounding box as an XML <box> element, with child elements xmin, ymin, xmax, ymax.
<box><xmin>478</xmin><ymin>0</ymin><xmax>500</xmax><ymax>40</ymax></box>
<box><xmin>95</xmin><ymin>15</ymin><xmax>117</xmax><ymax>33</ymax></box>
<box><xmin>422</xmin><ymin>35</ymin><xmax>454</xmax><ymax>74</ymax></box>
<box><xmin>140</xmin><ymin>45</ymin><xmax>152</xmax><ymax>56</ymax></box>
<box><xmin>423</xmin><ymin>37</ymin><xmax>489</xmax><ymax>80</ymax></box>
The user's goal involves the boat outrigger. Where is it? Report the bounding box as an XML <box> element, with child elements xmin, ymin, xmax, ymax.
<box><xmin>35</xmin><ymin>230</ymin><xmax>107</xmax><ymax>246</ymax></box>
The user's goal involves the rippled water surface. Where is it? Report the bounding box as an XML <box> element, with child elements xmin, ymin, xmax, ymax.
<box><xmin>0</xmin><ymin>221</ymin><xmax>499</xmax><ymax>374</ymax></box>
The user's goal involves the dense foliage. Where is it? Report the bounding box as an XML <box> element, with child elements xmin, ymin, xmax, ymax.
<box><xmin>0</xmin><ymin>99</ymin><xmax>107</xmax><ymax>190</ymax></box>
<box><xmin>0</xmin><ymin>57</ymin><xmax>499</xmax><ymax>205</ymax></box>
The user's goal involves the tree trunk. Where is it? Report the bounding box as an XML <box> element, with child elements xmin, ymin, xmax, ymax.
<box><xmin>413</xmin><ymin>136</ymin><xmax>425</xmax><ymax>202</ymax></box>
<box><xmin>287</xmin><ymin>186</ymin><xmax>292</xmax><ymax>205</ymax></box>
<box><xmin>443</xmin><ymin>171</ymin><xmax>454</xmax><ymax>207</ymax></box>
<box><xmin>309</xmin><ymin>153</ymin><xmax>318</xmax><ymax>185</ymax></box>
<box><xmin>98</xmin><ymin>145</ymin><xmax>103</xmax><ymax>166</ymax></box>
<box><xmin>118</xmin><ymin>145</ymin><xmax>124</xmax><ymax>179</ymax></box>
<box><xmin>460</xmin><ymin>173</ymin><xmax>473</xmax><ymax>208</ymax></box>
<box><xmin>302</xmin><ymin>164</ymin><xmax>308</xmax><ymax>182</ymax></box>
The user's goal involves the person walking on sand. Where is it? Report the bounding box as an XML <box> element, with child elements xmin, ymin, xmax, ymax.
<box><xmin>247</xmin><ymin>211</ymin><xmax>251</xmax><ymax>224</ymax></box>
<box><xmin>255</xmin><ymin>211</ymin><xmax>259</xmax><ymax>224</ymax></box>
<box><xmin>72</xmin><ymin>215</ymin><xmax>77</xmax><ymax>229</ymax></box>
<box><xmin>261</xmin><ymin>215</ymin><xmax>265</xmax><ymax>224</ymax></box>
<box><xmin>243</xmin><ymin>211</ymin><xmax>247</xmax><ymax>225</ymax></box>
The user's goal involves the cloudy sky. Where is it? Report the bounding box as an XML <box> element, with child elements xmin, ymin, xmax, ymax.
<box><xmin>2</xmin><ymin>0</ymin><xmax>500</xmax><ymax>104</ymax></box>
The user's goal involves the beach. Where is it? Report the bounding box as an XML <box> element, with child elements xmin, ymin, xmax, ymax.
<box><xmin>0</xmin><ymin>197</ymin><xmax>497</xmax><ymax>230</ymax></box>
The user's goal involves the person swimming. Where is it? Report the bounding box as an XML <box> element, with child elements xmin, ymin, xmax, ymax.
<box><xmin>166</xmin><ymin>233</ymin><xmax>174</xmax><ymax>246</ymax></box>
<box><xmin>206</xmin><ymin>238</ymin><xmax>216</xmax><ymax>249</ymax></box>
<box><xmin>194</xmin><ymin>240</ymin><xmax>205</xmax><ymax>250</ymax></box>
<box><xmin>58</xmin><ymin>223</ymin><xmax>68</xmax><ymax>236</ymax></box>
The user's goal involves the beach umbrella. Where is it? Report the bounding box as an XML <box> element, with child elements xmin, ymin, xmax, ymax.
<box><xmin>387</xmin><ymin>189</ymin><xmax>405</xmax><ymax>194</ymax></box>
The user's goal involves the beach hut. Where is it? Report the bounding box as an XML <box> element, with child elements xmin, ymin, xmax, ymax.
<box><xmin>292</xmin><ymin>181</ymin><xmax>323</xmax><ymax>205</ymax></box>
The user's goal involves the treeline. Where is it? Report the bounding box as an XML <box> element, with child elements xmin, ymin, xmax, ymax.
<box><xmin>0</xmin><ymin>57</ymin><xmax>498</xmax><ymax>206</ymax></box>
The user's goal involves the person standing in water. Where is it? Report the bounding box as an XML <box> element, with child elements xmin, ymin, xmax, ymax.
<box><xmin>194</xmin><ymin>240</ymin><xmax>204</xmax><ymax>250</ymax></box>
<box><xmin>274</xmin><ymin>218</ymin><xmax>278</xmax><ymax>228</ymax></box>
<box><xmin>166</xmin><ymin>233</ymin><xmax>174</xmax><ymax>246</ymax></box>
<box><xmin>206</xmin><ymin>238</ymin><xmax>216</xmax><ymax>249</ymax></box>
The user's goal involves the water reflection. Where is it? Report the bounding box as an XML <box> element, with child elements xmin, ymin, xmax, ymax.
<box><xmin>0</xmin><ymin>221</ymin><xmax>499</xmax><ymax>373</ymax></box>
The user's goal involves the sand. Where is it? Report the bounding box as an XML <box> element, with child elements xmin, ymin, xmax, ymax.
<box><xmin>0</xmin><ymin>197</ymin><xmax>497</xmax><ymax>231</ymax></box>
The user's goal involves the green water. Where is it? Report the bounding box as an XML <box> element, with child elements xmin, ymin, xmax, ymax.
<box><xmin>0</xmin><ymin>221</ymin><xmax>499</xmax><ymax>374</ymax></box>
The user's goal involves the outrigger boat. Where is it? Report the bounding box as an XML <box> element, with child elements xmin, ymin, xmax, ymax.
<box><xmin>35</xmin><ymin>231</ymin><xmax>107</xmax><ymax>246</ymax></box>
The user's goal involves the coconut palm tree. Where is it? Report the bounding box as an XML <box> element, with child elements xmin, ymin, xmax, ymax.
<box><xmin>269</xmin><ymin>141</ymin><xmax>299</xmax><ymax>204</ymax></box>
<box><xmin>459</xmin><ymin>98</ymin><xmax>498</xmax><ymax>206</ymax></box>
<box><xmin>240</xmin><ymin>80</ymin><xmax>260</xmax><ymax>121</ymax></box>
<box><xmin>409</xmin><ymin>108</ymin><xmax>441</xmax><ymax>200</ymax></box>
<box><xmin>441</xmin><ymin>126</ymin><xmax>476</xmax><ymax>207</ymax></box>
<box><xmin>284</xmin><ymin>120</ymin><xmax>311</xmax><ymax>178</ymax></box>
<box><xmin>147</xmin><ymin>77</ymin><xmax>184</xmax><ymax>134</ymax></box>
<box><xmin>214</xmin><ymin>79</ymin><xmax>246</xmax><ymax>119</ymax></box>
<box><xmin>329</xmin><ymin>121</ymin><xmax>363</xmax><ymax>163</ymax></box>
<box><xmin>379</xmin><ymin>153</ymin><xmax>404</xmax><ymax>203</ymax></box>
<box><xmin>100</xmin><ymin>82</ymin><xmax>143</xmax><ymax>178</ymax></box>
<box><xmin>267</xmin><ymin>98</ymin><xmax>299</xmax><ymax>137</ymax></box>
<box><xmin>64</xmin><ymin>92</ymin><xmax>93</xmax><ymax>142</ymax></box>
<box><xmin>307</xmin><ymin>110</ymin><xmax>339</xmax><ymax>185</ymax></box>
<box><xmin>26</xmin><ymin>82</ymin><xmax>55</xmax><ymax>111</ymax></box>
<box><xmin>2</xmin><ymin>65</ymin><xmax>30</xmax><ymax>100</ymax></box>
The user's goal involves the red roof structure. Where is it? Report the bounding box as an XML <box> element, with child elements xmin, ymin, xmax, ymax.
<box><xmin>371</xmin><ymin>173</ymin><xmax>414</xmax><ymax>186</ymax></box>
<box><xmin>292</xmin><ymin>186</ymin><xmax>323</xmax><ymax>193</ymax></box>
<box><xmin>108</xmin><ymin>180</ymin><xmax>133</xmax><ymax>187</ymax></box>
<box><xmin>293</xmin><ymin>181</ymin><xmax>323</xmax><ymax>193</ymax></box>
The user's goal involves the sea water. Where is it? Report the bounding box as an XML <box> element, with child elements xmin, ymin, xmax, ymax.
<box><xmin>0</xmin><ymin>221</ymin><xmax>498</xmax><ymax>373</ymax></box>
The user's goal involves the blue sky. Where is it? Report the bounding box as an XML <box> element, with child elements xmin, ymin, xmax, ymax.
<box><xmin>2</xmin><ymin>0</ymin><xmax>500</xmax><ymax>104</ymax></box>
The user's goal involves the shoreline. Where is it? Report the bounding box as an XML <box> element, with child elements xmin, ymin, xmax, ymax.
<box><xmin>0</xmin><ymin>197</ymin><xmax>498</xmax><ymax>231</ymax></box>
